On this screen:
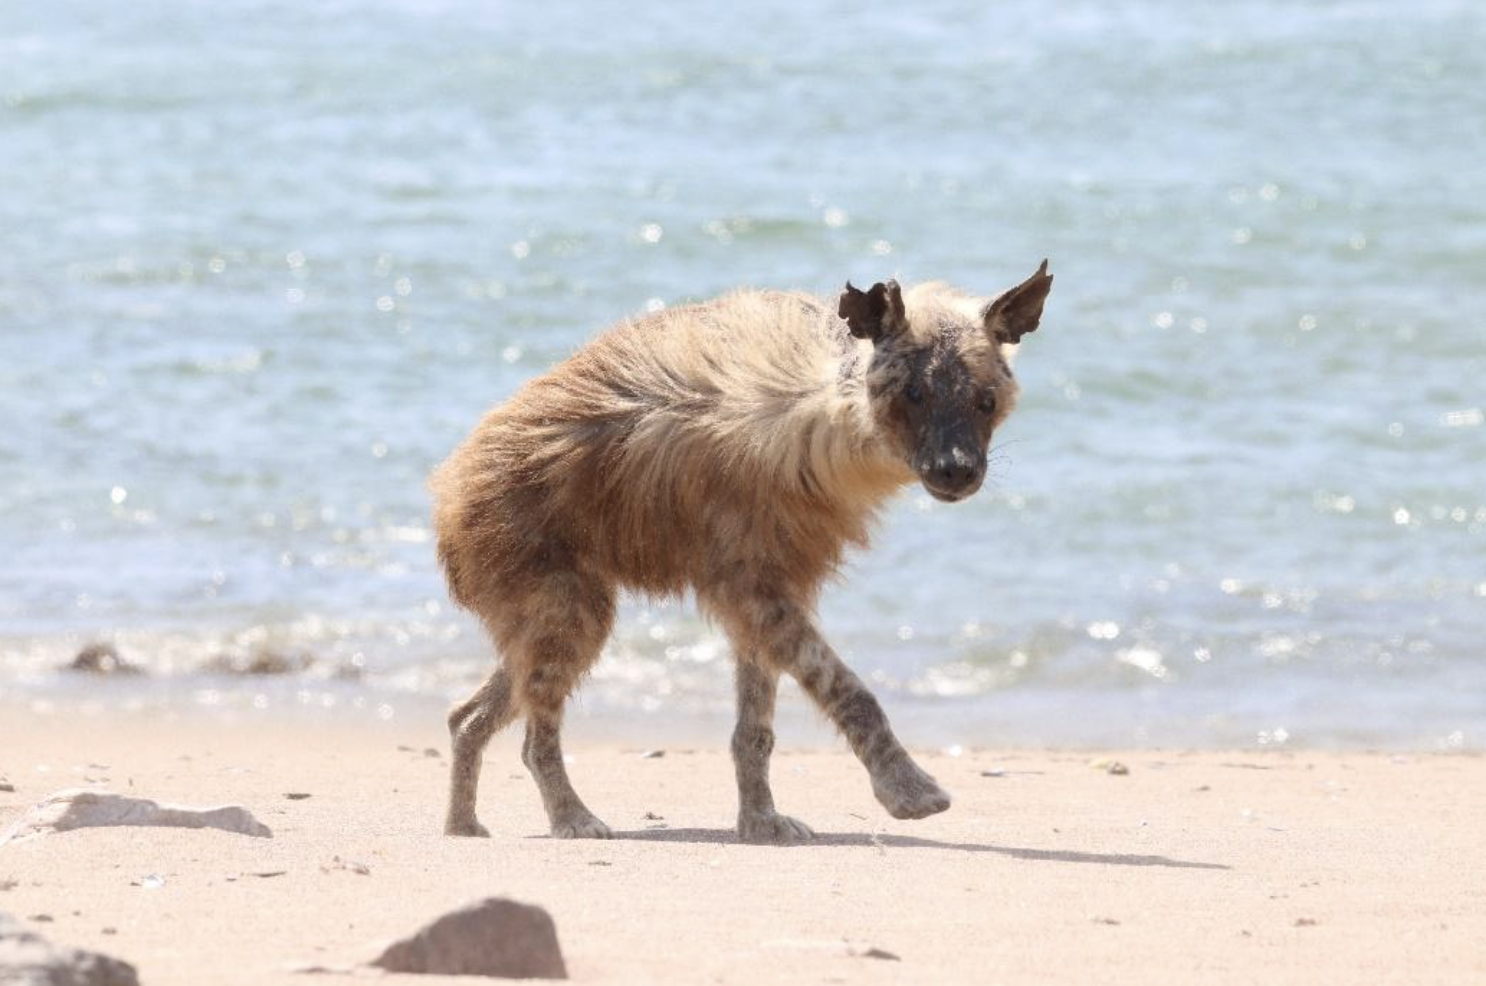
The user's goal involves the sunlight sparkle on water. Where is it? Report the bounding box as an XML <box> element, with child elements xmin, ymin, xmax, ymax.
<box><xmin>1117</xmin><ymin>646</ymin><xmax>1169</xmax><ymax>680</ymax></box>
<box><xmin>1441</xmin><ymin>408</ymin><xmax>1483</xmax><ymax>428</ymax></box>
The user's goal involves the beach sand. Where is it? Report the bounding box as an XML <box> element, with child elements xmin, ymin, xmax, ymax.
<box><xmin>1</xmin><ymin>709</ymin><xmax>1482</xmax><ymax>985</ymax></box>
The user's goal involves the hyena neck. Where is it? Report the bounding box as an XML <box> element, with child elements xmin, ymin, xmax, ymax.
<box><xmin>808</xmin><ymin>339</ymin><xmax>914</xmax><ymax>503</ymax></box>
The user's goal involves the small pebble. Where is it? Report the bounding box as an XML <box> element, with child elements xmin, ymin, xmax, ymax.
<box><xmin>284</xmin><ymin>792</ymin><xmax>312</xmax><ymax>800</ymax></box>
<box><xmin>322</xmin><ymin>855</ymin><xmax>371</xmax><ymax>875</ymax></box>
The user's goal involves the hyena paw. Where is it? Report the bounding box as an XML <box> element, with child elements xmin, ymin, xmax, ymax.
<box><xmin>872</xmin><ymin>757</ymin><xmax>952</xmax><ymax>820</ymax></box>
<box><xmin>737</xmin><ymin>809</ymin><xmax>815</xmax><ymax>845</ymax></box>
<box><xmin>445</xmin><ymin>815</ymin><xmax>491</xmax><ymax>838</ymax></box>
<box><xmin>550</xmin><ymin>811</ymin><xmax>613</xmax><ymax>840</ymax></box>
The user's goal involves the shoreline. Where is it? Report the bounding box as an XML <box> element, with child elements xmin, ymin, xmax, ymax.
<box><xmin>2</xmin><ymin>710</ymin><xmax>1483</xmax><ymax>984</ymax></box>
<box><xmin>1</xmin><ymin>674</ymin><xmax>1477</xmax><ymax>754</ymax></box>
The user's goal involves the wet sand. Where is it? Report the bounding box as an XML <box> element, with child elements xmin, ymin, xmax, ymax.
<box><xmin>1</xmin><ymin>710</ymin><xmax>1482</xmax><ymax>985</ymax></box>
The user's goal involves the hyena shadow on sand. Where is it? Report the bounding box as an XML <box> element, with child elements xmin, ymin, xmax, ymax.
<box><xmin>432</xmin><ymin>262</ymin><xmax>1054</xmax><ymax>844</ymax></box>
<box><xmin>610</xmin><ymin>828</ymin><xmax>1230</xmax><ymax>870</ymax></box>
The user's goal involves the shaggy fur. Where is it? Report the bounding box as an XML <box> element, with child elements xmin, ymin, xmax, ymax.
<box><xmin>433</xmin><ymin>262</ymin><xmax>1054</xmax><ymax>842</ymax></box>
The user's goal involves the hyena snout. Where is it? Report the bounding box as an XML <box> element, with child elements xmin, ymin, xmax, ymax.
<box><xmin>917</xmin><ymin>443</ymin><xmax>985</xmax><ymax>502</ymax></box>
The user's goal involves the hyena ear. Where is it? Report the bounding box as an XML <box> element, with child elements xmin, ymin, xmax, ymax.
<box><xmin>838</xmin><ymin>279</ymin><xmax>908</xmax><ymax>343</ymax></box>
<box><xmin>983</xmin><ymin>259</ymin><xmax>1053</xmax><ymax>345</ymax></box>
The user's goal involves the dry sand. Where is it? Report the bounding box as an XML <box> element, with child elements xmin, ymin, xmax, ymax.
<box><xmin>0</xmin><ymin>709</ymin><xmax>1482</xmax><ymax>985</ymax></box>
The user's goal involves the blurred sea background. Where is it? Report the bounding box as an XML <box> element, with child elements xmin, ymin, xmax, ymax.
<box><xmin>2</xmin><ymin>0</ymin><xmax>1483</xmax><ymax>749</ymax></box>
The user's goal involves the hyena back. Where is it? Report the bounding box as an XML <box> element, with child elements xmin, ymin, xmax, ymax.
<box><xmin>432</xmin><ymin>262</ymin><xmax>1053</xmax><ymax>842</ymax></box>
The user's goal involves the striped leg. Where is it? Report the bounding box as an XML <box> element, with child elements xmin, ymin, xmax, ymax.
<box><xmin>703</xmin><ymin>579</ymin><xmax>949</xmax><ymax>829</ymax></box>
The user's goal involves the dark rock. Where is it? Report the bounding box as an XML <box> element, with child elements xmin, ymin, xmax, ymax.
<box><xmin>371</xmin><ymin>897</ymin><xmax>567</xmax><ymax>979</ymax></box>
<box><xmin>205</xmin><ymin>649</ymin><xmax>309</xmax><ymax>676</ymax></box>
<box><xmin>243</xmin><ymin>650</ymin><xmax>306</xmax><ymax>675</ymax></box>
<box><xmin>330</xmin><ymin>662</ymin><xmax>365</xmax><ymax>682</ymax></box>
<box><xmin>0</xmin><ymin>912</ymin><xmax>140</xmax><ymax>985</ymax></box>
<box><xmin>68</xmin><ymin>644</ymin><xmax>140</xmax><ymax>676</ymax></box>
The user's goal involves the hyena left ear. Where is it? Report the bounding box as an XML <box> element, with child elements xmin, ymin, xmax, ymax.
<box><xmin>983</xmin><ymin>259</ymin><xmax>1053</xmax><ymax>345</ymax></box>
<box><xmin>838</xmin><ymin>279</ymin><xmax>908</xmax><ymax>343</ymax></box>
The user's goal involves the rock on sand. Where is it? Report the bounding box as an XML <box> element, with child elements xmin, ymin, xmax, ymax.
<box><xmin>0</xmin><ymin>790</ymin><xmax>272</xmax><ymax>847</ymax></box>
<box><xmin>371</xmin><ymin>897</ymin><xmax>567</xmax><ymax>979</ymax></box>
<box><xmin>0</xmin><ymin>912</ymin><xmax>139</xmax><ymax>986</ymax></box>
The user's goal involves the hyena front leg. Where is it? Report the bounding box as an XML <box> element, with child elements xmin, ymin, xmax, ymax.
<box><xmin>706</xmin><ymin>583</ymin><xmax>950</xmax><ymax>825</ymax></box>
<box><xmin>797</xmin><ymin>637</ymin><xmax>951</xmax><ymax>821</ymax></box>
<box><xmin>731</xmin><ymin>659</ymin><xmax>814</xmax><ymax>843</ymax></box>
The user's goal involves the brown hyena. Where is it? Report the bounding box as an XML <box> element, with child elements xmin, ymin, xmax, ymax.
<box><xmin>432</xmin><ymin>261</ymin><xmax>1054</xmax><ymax>842</ymax></box>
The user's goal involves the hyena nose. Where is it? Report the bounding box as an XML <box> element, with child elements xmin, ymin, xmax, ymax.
<box><xmin>931</xmin><ymin>449</ymin><xmax>980</xmax><ymax>489</ymax></box>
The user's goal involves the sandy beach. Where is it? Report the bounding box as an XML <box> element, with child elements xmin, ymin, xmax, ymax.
<box><xmin>0</xmin><ymin>709</ymin><xmax>1481</xmax><ymax>985</ymax></box>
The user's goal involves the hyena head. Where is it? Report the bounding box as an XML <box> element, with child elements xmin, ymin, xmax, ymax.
<box><xmin>839</xmin><ymin>261</ymin><xmax>1053</xmax><ymax>503</ymax></box>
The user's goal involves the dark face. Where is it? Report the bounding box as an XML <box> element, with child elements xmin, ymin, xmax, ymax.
<box><xmin>869</xmin><ymin>331</ymin><xmax>1013</xmax><ymax>502</ymax></box>
<box><xmin>838</xmin><ymin>263</ymin><xmax>1053</xmax><ymax>504</ymax></box>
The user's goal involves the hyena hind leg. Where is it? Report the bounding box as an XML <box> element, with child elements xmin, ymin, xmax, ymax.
<box><xmin>510</xmin><ymin>573</ymin><xmax>617</xmax><ymax>839</ymax></box>
<box><xmin>445</xmin><ymin>664</ymin><xmax>519</xmax><ymax>837</ymax></box>
<box><xmin>521</xmin><ymin>667</ymin><xmax>612</xmax><ymax>839</ymax></box>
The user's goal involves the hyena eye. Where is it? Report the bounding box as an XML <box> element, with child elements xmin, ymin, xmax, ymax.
<box><xmin>905</xmin><ymin>383</ymin><xmax>924</xmax><ymax>405</ymax></box>
<box><xmin>977</xmin><ymin>394</ymin><xmax>997</xmax><ymax>415</ymax></box>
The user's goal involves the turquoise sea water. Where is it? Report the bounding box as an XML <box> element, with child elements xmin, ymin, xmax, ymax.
<box><xmin>2</xmin><ymin>1</ymin><xmax>1483</xmax><ymax>748</ymax></box>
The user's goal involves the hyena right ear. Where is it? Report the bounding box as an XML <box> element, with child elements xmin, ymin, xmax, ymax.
<box><xmin>838</xmin><ymin>280</ymin><xmax>908</xmax><ymax>343</ymax></box>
